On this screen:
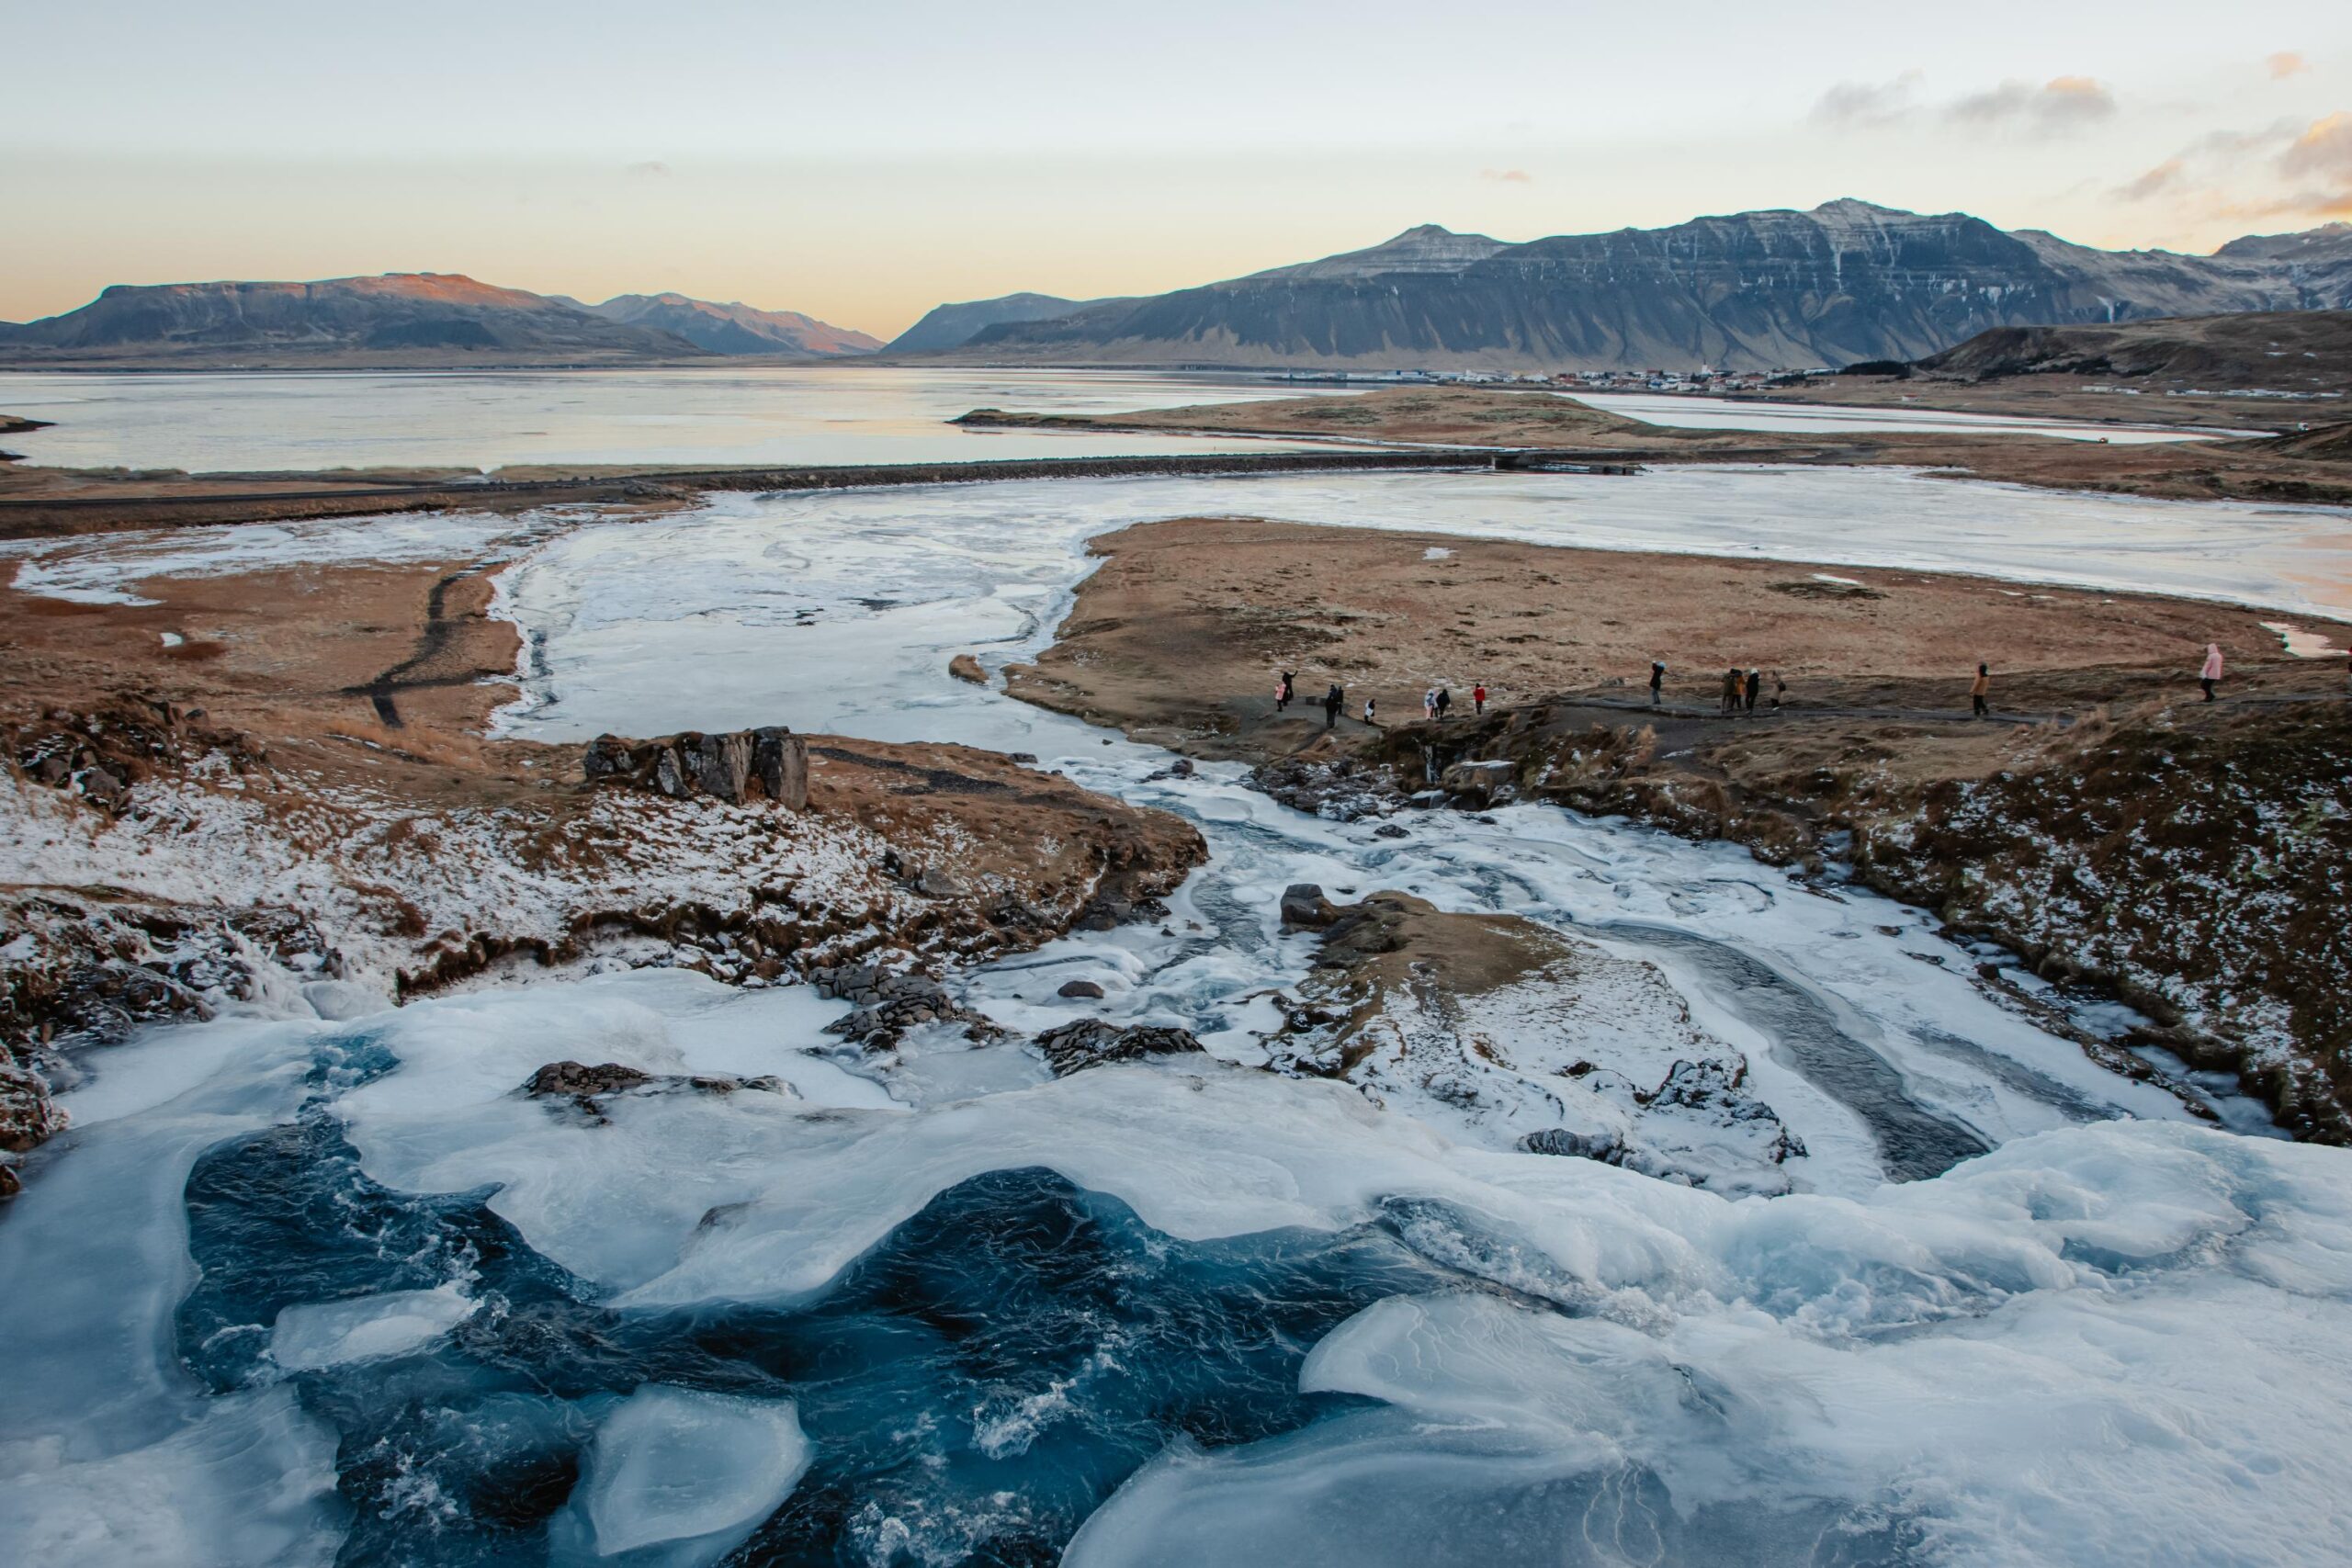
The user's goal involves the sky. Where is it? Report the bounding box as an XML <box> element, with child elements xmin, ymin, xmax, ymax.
<box><xmin>5</xmin><ymin>0</ymin><xmax>2349</xmax><ymax>338</ymax></box>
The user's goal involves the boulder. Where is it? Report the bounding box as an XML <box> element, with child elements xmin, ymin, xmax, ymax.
<box><xmin>1057</xmin><ymin>978</ymin><xmax>1107</xmax><ymax>999</ymax></box>
<box><xmin>1033</xmin><ymin>1019</ymin><xmax>1204</xmax><ymax>1077</ymax></box>
<box><xmin>1439</xmin><ymin>759</ymin><xmax>1517</xmax><ymax>804</ymax></box>
<box><xmin>687</xmin><ymin>730</ymin><xmax>753</xmax><ymax>801</ymax></box>
<box><xmin>752</xmin><ymin>728</ymin><xmax>808</xmax><ymax>809</ymax></box>
<box><xmin>1280</xmin><ymin>884</ymin><xmax>1340</xmax><ymax>930</ymax></box>
<box><xmin>948</xmin><ymin>654</ymin><xmax>987</xmax><ymax>685</ymax></box>
<box><xmin>581</xmin><ymin>726</ymin><xmax>807</xmax><ymax>810</ymax></box>
<box><xmin>1519</xmin><ymin>1127</ymin><xmax>1628</xmax><ymax>1163</ymax></box>
<box><xmin>525</xmin><ymin>1060</ymin><xmax>654</xmax><ymax>1098</ymax></box>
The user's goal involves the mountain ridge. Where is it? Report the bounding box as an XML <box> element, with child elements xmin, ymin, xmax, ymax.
<box><xmin>0</xmin><ymin>275</ymin><xmax>876</xmax><ymax>368</ymax></box>
<box><xmin>918</xmin><ymin>202</ymin><xmax>2352</xmax><ymax>372</ymax></box>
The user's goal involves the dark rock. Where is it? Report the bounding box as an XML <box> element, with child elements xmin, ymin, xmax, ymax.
<box><xmin>1280</xmin><ymin>884</ymin><xmax>1340</xmax><ymax>930</ymax></box>
<box><xmin>1520</xmin><ymin>1127</ymin><xmax>1628</xmax><ymax>1163</ymax></box>
<box><xmin>687</xmin><ymin>729</ymin><xmax>753</xmax><ymax>801</ymax></box>
<box><xmin>1057</xmin><ymin>978</ymin><xmax>1107</xmax><ymax>999</ymax></box>
<box><xmin>752</xmin><ymin>728</ymin><xmax>808</xmax><ymax>809</ymax></box>
<box><xmin>1374</xmin><ymin>822</ymin><xmax>1410</xmax><ymax>840</ymax></box>
<box><xmin>1034</xmin><ymin>1019</ymin><xmax>1204</xmax><ymax>1077</ymax></box>
<box><xmin>525</xmin><ymin>1060</ymin><xmax>653</xmax><ymax>1098</ymax></box>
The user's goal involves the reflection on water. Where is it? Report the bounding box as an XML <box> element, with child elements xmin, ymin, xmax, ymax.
<box><xmin>0</xmin><ymin>366</ymin><xmax>1354</xmax><ymax>473</ymax></box>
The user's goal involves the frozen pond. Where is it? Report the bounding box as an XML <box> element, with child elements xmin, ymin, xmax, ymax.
<box><xmin>6</xmin><ymin>462</ymin><xmax>2351</xmax><ymax>1565</ymax></box>
<box><xmin>0</xmin><ymin>365</ymin><xmax>1354</xmax><ymax>473</ymax></box>
<box><xmin>1571</xmin><ymin>390</ymin><xmax>2227</xmax><ymax>443</ymax></box>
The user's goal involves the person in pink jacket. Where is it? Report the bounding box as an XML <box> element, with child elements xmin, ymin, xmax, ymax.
<box><xmin>2199</xmin><ymin>643</ymin><xmax>2223</xmax><ymax>702</ymax></box>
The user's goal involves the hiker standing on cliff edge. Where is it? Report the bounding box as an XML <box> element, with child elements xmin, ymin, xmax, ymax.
<box><xmin>1275</xmin><ymin>671</ymin><xmax>1295</xmax><ymax>712</ymax></box>
<box><xmin>1649</xmin><ymin>661</ymin><xmax>1665</xmax><ymax>708</ymax></box>
<box><xmin>1720</xmin><ymin>667</ymin><xmax>1742</xmax><ymax>716</ymax></box>
<box><xmin>1473</xmin><ymin>682</ymin><xmax>1487</xmax><ymax>716</ymax></box>
<box><xmin>1971</xmin><ymin>663</ymin><xmax>1990</xmax><ymax>718</ymax></box>
<box><xmin>1323</xmin><ymin>682</ymin><xmax>1344</xmax><ymax>729</ymax></box>
<box><xmin>2200</xmin><ymin>643</ymin><xmax>2223</xmax><ymax>702</ymax></box>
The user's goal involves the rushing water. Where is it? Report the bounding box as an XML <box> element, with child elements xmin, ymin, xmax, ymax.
<box><xmin>0</xmin><ymin>367</ymin><xmax>1356</xmax><ymax>473</ymax></box>
<box><xmin>6</xmin><ymin>464</ymin><xmax>2352</xmax><ymax>1565</ymax></box>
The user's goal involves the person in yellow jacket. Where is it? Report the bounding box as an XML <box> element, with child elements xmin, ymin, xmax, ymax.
<box><xmin>1970</xmin><ymin>663</ymin><xmax>1990</xmax><ymax>718</ymax></box>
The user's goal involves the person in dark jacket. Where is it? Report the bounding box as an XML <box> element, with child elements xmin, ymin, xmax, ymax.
<box><xmin>1744</xmin><ymin>670</ymin><xmax>1761</xmax><ymax>715</ymax></box>
<box><xmin>1276</xmin><ymin>671</ymin><xmax>1295</xmax><ymax>712</ymax></box>
<box><xmin>1649</xmin><ymin>661</ymin><xmax>1665</xmax><ymax>707</ymax></box>
<box><xmin>1323</xmin><ymin>682</ymin><xmax>1344</xmax><ymax>728</ymax></box>
<box><xmin>1435</xmin><ymin>687</ymin><xmax>1453</xmax><ymax>720</ymax></box>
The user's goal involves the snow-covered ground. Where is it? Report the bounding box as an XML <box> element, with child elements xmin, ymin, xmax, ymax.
<box><xmin>7</xmin><ymin>465</ymin><xmax>2352</xmax><ymax>1564</ymax></box>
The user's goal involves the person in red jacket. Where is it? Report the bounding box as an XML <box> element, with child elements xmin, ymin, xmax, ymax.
<box><xmin>1473</xmin><ymin>683</ymin><xmax>1487</xmax><ymax>716</ymax></box>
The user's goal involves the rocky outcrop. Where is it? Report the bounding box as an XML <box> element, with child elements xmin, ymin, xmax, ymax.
<box><xmin>582</xmin><ymin>727</ymin><xmax>807</xmax><ymax>808</ymax></box>
<box><xmin>812</xmin><ymin>964</ymin><xmax>1005</xmax><ymax>1052</ymax></box>
<box><xmin>9</xmin><ymin>697</ymin><xmax>266</xmax><ymax>817</ymax></box>
<box><xmin>0</xmin><ymin>890</ymin><xmax>345</xmax><ymax>1187</ymax></box>
<box><xmin>1263</xmin><ymin>889</ymin><xmax>1807</xmax><ymax>1193</ymax></box>
<box><xmin>1033</xmin><ymin>1019</ymin><xmax>1205</xmax><ymax>1077</ymax></box>
<box><xmin>522</xmin><ymin>1058</ymin><xmax>790</xmax><ymax>1124</ymax></box>
<box><xmin>948</xmin><ymin>655</ymin><xmax>987</xmax><ymax>685</ymax></box>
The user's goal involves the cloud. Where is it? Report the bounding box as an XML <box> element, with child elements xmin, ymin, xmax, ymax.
<box><xmin>1479</xmin><ymin>167</ymin><xmax>1533</xmax><ymax>184</ymax></box>
<box><xmin>2278</xmin><ymin>112</ymin><xmax>2352</xmax><ymax>183</ymax></box>
<box><xmin>2267</xmin><ymin>51</ymin><xmax>2309</xmax><ymax>79</ymax></box>
<box><xmin>623</xmin><ymin>160</ymin><xmax>672</xmax><ymax>178</ymax></box>
<box><xmin>1809</xmin><ymin>73</ymin><xmax>1921</xmax><ymax>128</ymax></box>
<box><xmin>1948</xmin><ymin>75</ymin><xmax>2118</xmax><ymax>134</ymax></box>
<box><xmin>2113</xmin><ymin>159</ymin><xmax>2185</xmax><ymax>201</ymax></box>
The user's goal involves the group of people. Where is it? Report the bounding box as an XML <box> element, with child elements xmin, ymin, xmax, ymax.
<box><xmin>1275</xmin><ymin>671</ymin><xmax>1487</xmax><ymax>730</ymax></box>
<box><xmin>1713</xmin><ymin>667</ymin><xmax>1782</xmax><ymax>717</ymax></box>
<box><xmin>1645</xmin><ymin>661</ymin><xmax>1784</xmax><ymax>716</ymax></box>
<box><xmin>1277</xmin><ymin>671</ymin><xmax>1350</xmax><ymax>729</ymax></box>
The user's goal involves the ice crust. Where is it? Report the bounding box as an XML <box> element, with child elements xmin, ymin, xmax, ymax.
<box><xmin>268</xmin><ymin>1282</ymin><xmax>477</xmax><ymax>1371</ymax></box>
<box><xmin>564</xmin><ymin>1386</ymin><xmax>811</xmax><ymax>1562</ymax></box>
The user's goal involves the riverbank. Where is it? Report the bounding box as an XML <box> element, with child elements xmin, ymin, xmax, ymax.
<box><xmin>1003</xmin><ymin>515</ymin><xmax>2352</xmax><ymax>1138</ymax></box>
<box><xmin>0</xmin><ymin>537</ymin><xmax>1204</xmax><ymax>1186</ymax></box>
<box><xmin>957</xmin><ymin>386</ymin><xmax>2352</xmax><ymax>506</ymax></box>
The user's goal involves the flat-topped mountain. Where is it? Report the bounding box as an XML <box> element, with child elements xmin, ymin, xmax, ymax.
<box><xmin>0</xmin><ymin>276</ymin><xmax>882</xmax><ymax>368</ymax></box>
<box><xmin>917</xmin><ymin>202</ymin><xmax>2352</xmax><ymax>372</ymax></box>
<box><xmin>576</xmin><ymin>293</ymin><xmax>880</xmax><ymax>357</ymax></box>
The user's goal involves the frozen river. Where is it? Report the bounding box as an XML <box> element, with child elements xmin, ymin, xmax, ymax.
<box><xmin>1568</xmin><ymin>390</ymin><xmax>2228</xmax><ymax>443</ymax></box>
<box><xmin>6</xmin><ymin>463</ymin><xmax>2352</xmax><ymax>1565</ymax></box>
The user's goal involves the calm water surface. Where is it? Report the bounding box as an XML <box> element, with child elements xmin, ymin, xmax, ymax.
<box><xmin>0</xmin><ymin>366</ymin><xmax>1356</xmax><ymax>473</ymax></box>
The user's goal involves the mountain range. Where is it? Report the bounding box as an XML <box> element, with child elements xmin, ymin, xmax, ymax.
<box><xmin>903</xmin><ymin>203</ymin><xmax>2352</xmax><ymax>373</ymax></box>
<box><xmin>0</xmin><ymin>276</ymin><xmax>876</xmax><ymax>368</ymax></box>
<box><xmin>562</xmin><ymin>293</ymin><xmax>880</xmax><ymax>357</ymax></box>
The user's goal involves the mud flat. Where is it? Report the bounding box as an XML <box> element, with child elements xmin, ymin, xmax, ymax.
<box><xmin>1008</xmin><ymin>515</ymin><xmax>2352</xmax><ymax>1139</ymax></box>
